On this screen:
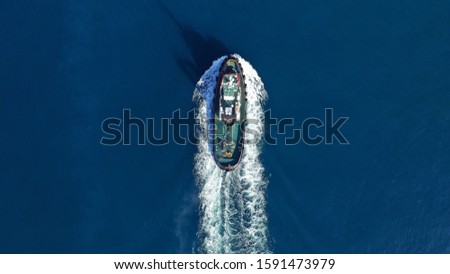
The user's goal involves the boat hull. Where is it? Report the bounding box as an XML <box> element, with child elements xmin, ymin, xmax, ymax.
<box><xmin>211</xmin><ymin>56</ymin><xmax>246</xmax><ymax>171</ymax></box>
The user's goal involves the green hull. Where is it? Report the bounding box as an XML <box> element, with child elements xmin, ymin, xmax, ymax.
<box><xmin>212</xmin><ymin>56</ymin><xmax>246</xmax><ymax>171</ymax></box>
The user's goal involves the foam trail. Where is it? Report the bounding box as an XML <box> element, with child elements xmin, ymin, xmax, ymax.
<box><xmin>193</xmin><ymin>55</ymin><xmax>269</xmax><ymax>253</ymax></box>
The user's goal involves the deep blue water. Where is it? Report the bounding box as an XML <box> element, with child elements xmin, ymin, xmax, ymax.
<box><xmin>1</xmin><ymin>0</ymin><xmax>449</xmax><ymax>253</ymax></box>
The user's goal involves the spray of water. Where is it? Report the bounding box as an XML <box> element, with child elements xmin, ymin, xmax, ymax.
<box><xmin>193</xmin><ymin>54</ymin><xmax>270</xmax><ymax>253</ymax></box>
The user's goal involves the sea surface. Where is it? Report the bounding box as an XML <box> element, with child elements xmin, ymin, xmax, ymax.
<box><xmin>1</xmin><ymin>0</ymin><xmax>449</xmax><ymax>253</ymax></box>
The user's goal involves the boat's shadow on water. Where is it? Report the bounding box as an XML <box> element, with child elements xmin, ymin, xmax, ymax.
<box><xmin>159</xmin><ymin>2</ymin><xmax>230</xmax><ymax>84</ymax></box>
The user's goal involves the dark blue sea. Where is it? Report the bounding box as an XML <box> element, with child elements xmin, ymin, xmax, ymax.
<box><xmin>1</xmin><ymin>0</ymin><xmax>449</xmax><ymax>253</ymax></box>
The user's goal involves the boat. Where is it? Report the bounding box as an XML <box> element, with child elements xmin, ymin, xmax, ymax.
<box><xmin>211</xmin><ymin>56</ymin><xmax>246</xmax><ymax>171</ymax></box>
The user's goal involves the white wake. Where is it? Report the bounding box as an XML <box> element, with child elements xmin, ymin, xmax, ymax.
<box><xmin>193</xmin><ymin>55</ymin><xmax>270</xmax><ymax>254</ymax></box>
